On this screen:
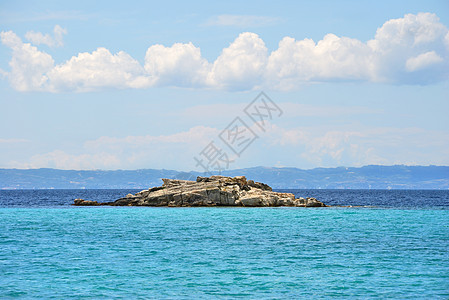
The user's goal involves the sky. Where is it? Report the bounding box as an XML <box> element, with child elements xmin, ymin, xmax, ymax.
<box><xmin>0</xmin><ymin>0</ymin><xmax>448</xmax><ymax>171</ymax></box>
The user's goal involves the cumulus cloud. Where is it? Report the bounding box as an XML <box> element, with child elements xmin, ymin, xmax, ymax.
<box><xmin>266</xmin><ymin>34</ymin><xmax>373</xmax><ymax>89</ymax></box>
<box><xmin>1</xmin><ymin>12</ymin><xmax>448</xmax><ymax>92</ymax></box>
<box><xmin>209</xmin><ymin>32</ymin><xmax>268</xmax><ymax>90</ymax></box>
<box><xmin>405</xmin><ymin>51</ymin><xmax>443</xmax><ymax>71</ymax></box>
<box><xmin>25</xmin><ymin>25</ymin><xmax>67</xmax><ymax>47</ymax></box>
<box><xmin>0</xmin><ymin>31</ymin><xmax>54</xmax><ymax>91</ymax></box>
<box><xmin>144</xmin><ymin>42</ymin><xmax>210</xmax><ymax>87</ymax></box>
<box><xmin>47</xmin><ymin>47</ymin><xmax>150</xmax><ymax>92</ymax></box>
<box><xmin>367</xmin><ymin>13</ymin><xmax>449</xmax><ymax>83</ymax></box>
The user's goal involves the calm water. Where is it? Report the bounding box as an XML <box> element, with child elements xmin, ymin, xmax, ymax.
<box><xmin>0</xmin><ymin>190</ymin><xmax>448</xmax><ymax>298</ymax></box>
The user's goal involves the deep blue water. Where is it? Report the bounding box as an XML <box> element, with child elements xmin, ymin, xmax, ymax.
<box><xmin>0</xmin><ymin>190</ymin><xmax>448</xmax><ymax>298</ymax></box>
<box><xmin>1</xmin><ymin>189</ymin><xmax>448</xmax><ymax>208</ymax></box>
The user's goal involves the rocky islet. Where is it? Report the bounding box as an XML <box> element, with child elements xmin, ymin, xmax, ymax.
<box><xmin>73</xmin><ymin>175</ymin><xmax>327</xmax><ymax>207</ymax></box>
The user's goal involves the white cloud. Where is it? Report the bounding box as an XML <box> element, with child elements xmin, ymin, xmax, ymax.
<box><xmin>209</xmin><ymin>32</ymin><xmax>268</xmax><ymax>90</ymax></box>
<box><xmin>266</xmin><ymin>34</ymin><xmax>372</xmax><ymax>89</ymax></box>
<box><xmin>0</xmin><ymin>31</ymin><xmax>54</xmax><ymax>91</ymax></box>
<box><xmin>259</xmin><ymin>123</ymin><xmax>449</xmax><ymax>167</ymax></box>
<box><xmin>13</xmin><ymin>124</ymin><xmax>449</xmax><ymax>170</ymax></box>
<box><xmin>47</xmin><ymin>47</ymin><xmax>150</xmax><ymax>92</ymax></box>
<box><xmin>370</xmin><ymin>12</ymin><xmax>448</xmax><ymax>49</ymax></box>
<box><xmin>17</xmin><ymin>126</ymin><xmax>220</xmax><ymax>170</ymax></box>
<box><xmin>206</xmin><ymin>15</ymin><xmax>279</xmax><ymax>27</ymax></box>
<box><xmin>301</xmin><ymin>130</ymin><xmax>365</xmax><ymax>164</ymax></box>
<box><xmin>1</xmin><ymin>12</ymin><xmax>448</xmax><ymax>92</ymax></box>
<box><xmin>367</xmin><ymin>13</ymin><xmax>449</xmax><ymax>83</ymax></box>
<box><xmin>25</xmin><ymin>150</ymin><xmax>121</xmax><ymax>170</ymax></box>
<box><xmin>25</xmin><ymin>25</ymin><xmax>67</xmax><ymax>47</ymax></box>
<box><xmin>405</xmin><ymin>51</ymin><xmax>443</xmax><ymax>71</ymax></box>
<box><xmin>144</xmin><ymin>42</ymin><xmax>210</xmax><ymax>87</ymax></box>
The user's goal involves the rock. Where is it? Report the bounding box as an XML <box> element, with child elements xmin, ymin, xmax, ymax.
<box><xmin>73</xmin><ymin>199</ymin><xmax>101</xmax><ymax>206</ymax></box>
<box><xmin>73</xmin><ymin>176</ymin><xmax>327</xmax><ymax>207</ymax></box>
<box><xmin>247</xmin><ymin>179</ymin><xmax>272</xmax><ymax>191</ymax></box>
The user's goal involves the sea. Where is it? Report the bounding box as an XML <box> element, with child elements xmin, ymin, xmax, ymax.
<box><xmin>0</xmin><ymin>189</ymin><xmax>448</xmax><ymax>299</ymax></box>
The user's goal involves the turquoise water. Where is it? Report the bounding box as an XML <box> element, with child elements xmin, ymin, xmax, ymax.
<box><xmin>1</xmin><ymin>206</ymin><xmax>448</xmax><ymax>299</ymax></box>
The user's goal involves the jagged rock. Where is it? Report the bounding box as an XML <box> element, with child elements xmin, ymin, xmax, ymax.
<box><xmin>73</xmin><ymin>199</ymin><xmax>103</xmax><ymax>206</ymax></box>
<box><xmin>247</xmin><ymin>179</ymin><xmax>272</xmax><ymax>191</ymax></box>
<box><xmin>73</xmin><ymin>176</ymin><xmax>327</xmax><ymax>207</ymax></box>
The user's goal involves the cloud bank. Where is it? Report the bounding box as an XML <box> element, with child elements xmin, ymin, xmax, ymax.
<box><xmin>1</xmin><ymin>13</ymin><xmax>448</xmax><ymax>92</ymax></box>
<box><xmin>11</xmin><ymin>123</ymin><xmax>449</xmax><ymax>170</ymax></box>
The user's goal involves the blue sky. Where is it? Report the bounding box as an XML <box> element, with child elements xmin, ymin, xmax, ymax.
<box><xmin>0</xmin><ymin>0</ymin><xmax>448</xmax><ymax>171</ymax></box>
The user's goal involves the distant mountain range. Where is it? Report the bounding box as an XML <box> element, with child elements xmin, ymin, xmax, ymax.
<box><xmin>1</xmin><ymin>165</ymin><xmax>448</xmax><ymax>189</ymax></box>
